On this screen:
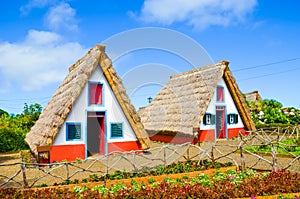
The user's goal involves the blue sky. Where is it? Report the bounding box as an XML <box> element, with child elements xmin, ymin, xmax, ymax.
<box><xmin>0</xmin><ymin>0</ymin><xmax>299</xmax><ymax>114</ymax></box>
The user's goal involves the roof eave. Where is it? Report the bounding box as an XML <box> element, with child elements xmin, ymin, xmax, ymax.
<box><xmin>223</xmin><ymin>64</ymin><xmax>256</xmax><ymax>131</ymax></box>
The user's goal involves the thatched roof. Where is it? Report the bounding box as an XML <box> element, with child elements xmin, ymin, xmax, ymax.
<box><xmin>25</xmin><ymin>44</ymin><xmax>151</xmax><ymax>155</ymax></box>
<box><xmin>245</xmin><ymin>90</ymin><xmax>262</xmax><ymax>102</ymax></box>
<box><xmin>139</xmin><ymin>61</ymin><xmax>256</xmax><ymax>136</ymax></box>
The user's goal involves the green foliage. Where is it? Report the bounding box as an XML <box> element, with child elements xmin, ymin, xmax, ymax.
<box><xmin>247</xmin><ymin>99</ymin><xmax>300</xmax><ymax>126</ymax></box>
<box><xmin>1</xmin><ymin>170</ymin><xmax>299</xmax><ymax>199</ymax></box>
<box><xmin>244</xmin><ymin>138</ymin><xmax>300</xmax><ymax>156</ymax></box>
<box><xmin>0</xmin><ymin>109</ymin><xmax>8</xmax><ymax>116</ymax></box>
<box><xmin>0</xmin><ymin>127</ymin><xmax>29</xmax><ymax>152</ymax></box>
<box><xmin>20</xmin><ymin>150</ymin><xmax>38</xmax><ymax>166</ymax></box>
<box><xmin>0</xmin><ymin>103</ymin><xmax>42</xmax><ymax>152</ymax></box>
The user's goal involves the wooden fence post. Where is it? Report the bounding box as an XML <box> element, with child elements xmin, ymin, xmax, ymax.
<box><xmin>163</xmin><ymin>146</ymin><xmax>166</xmax><ymax>167</ymax></box>
<box><xmin>133</xmin><ymin>152</ymin><xmax>137</xmax><ymax>171</ymax></box>
<box><xmin>270</xmin><ymin>143</ymin><xmax>278</xmax><ymax>171</ymax></box>
<box><xmin>187</xmin><ymin>146</ymin><xmax>190</xmax><ymax>161</ymax></box>
<box><xmin>239</xmin><ymin>146</ymin><xmax>245</xmax><ymax>171</ymax></box>
<box><xmin>66</xmin><ymin>163</ymin><xmax>69</xmax><ymax>180</ymax></box>
<box><xmin>21</xmin><ymin>163</ymin><xmax>28</xmax><ymax>188</ymax></box>
<box><xmin>211</xmin><ymin>146</ymin><xmax>215</xmax><ymax>167</ymax></box>
<box><xmin>106</xmin><ymin>155</ymin><xmax>109</xmax><ymax>174</ymax></box>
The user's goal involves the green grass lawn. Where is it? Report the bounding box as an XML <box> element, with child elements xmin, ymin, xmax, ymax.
<box><xmin>244</xmin><ymin>138</ymin><xmax>300</xmax><ymax>156</ymax></box>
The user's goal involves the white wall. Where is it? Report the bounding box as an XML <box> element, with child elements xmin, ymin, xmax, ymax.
<box><xmin>200</xmin><ymin>77</ymin><xmax>244</xmax><ymax>130</ymax></box>
<box><xmin>54</xmin><ymin>66</ymin><xmax>138</xmax><ymax>146</ymax></box>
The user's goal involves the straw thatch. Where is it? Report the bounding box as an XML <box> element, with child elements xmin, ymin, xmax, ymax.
<box><xmin>25</xmin><ymin>44</ymin><xmax>151</xmax><ymax>156</ymax></box>
<box><xmin>139</xmin><ymin>61</ymin><xmax>256</xmax><ymax>136</ymax></box>
<box><xmin>245</xmin><ymin>90</ymin><xmax>262</xmax><ymax>102</ymax></box>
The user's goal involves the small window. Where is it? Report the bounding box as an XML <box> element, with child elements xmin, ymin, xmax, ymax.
<box><xmin>89</xmin><ymin>82</ymin><xmax>103</xmax><ymax>105</ymax></box>
<box><xmin>203</xmin><ymin>113</ymin><xmax>215</xmax><ymax>125</ymax></box>
<box><xmin>111</xmin><ymin>123</ymin><xmax>123</xmax><ymax>138</ymax></box>
<box><xmin>227</xmin><ymin>114</ymin><xmax>238</xmax><ymax>124</ymax></box>
<box><xmin>66</xmin><ymin>123</ymin><xmax>81</xmax><ymax>140</ymax></box>
<box><xmin>217</xmin><ymin>86</ymin><xmax>224</xmax><ymax>102</ymax></box>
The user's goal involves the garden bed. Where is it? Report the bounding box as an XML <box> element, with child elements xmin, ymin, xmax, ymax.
<box><xmin>244</xmin><ymin>138</ymin><xmax>300</xmax><ymax>157</ymax></box>
<box><xmin>1</xmin><ymin>166</ymin><xmax>299</xmax><ymax>199</ymax></box>
<box><xmin>56</xmin><ymin>165</ymin><xmax>236</xmax><ymax>190</ymax></box>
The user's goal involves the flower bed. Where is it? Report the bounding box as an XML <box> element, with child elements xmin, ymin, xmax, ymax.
<box><xmin>76</xmin><ymin>165</ymin><xmax>236</xmax><ymax>189</ymax></box>
<box><xmin>52</xmin><ymin>159</ymin><xmax>233</xmax><ymax>187</ymax></box>
<box><xmin>1</xmin><ymin>169</ymin><xmax>299</xmax><ymax>199</ymax></box>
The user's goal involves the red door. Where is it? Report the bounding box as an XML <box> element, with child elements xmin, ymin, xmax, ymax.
<box><xmin>87</xmin><ymin>112</ymin><xmax>105</xmax><ymax>155</ymax></box>
<box><xmin>216</xmin><ymin>106</ymin><xmax>226</xmax><ymax>139</ymax></box>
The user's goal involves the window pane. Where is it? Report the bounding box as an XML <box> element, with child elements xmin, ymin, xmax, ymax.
<box><xmin>206</xmin><ymin>114</ymin><xmax>211</xmax><ymax>124</ymax></box>
<box><xmin>111</xmin><ymin>123</ymin><xmax>123</xmax><ymax>138</ymax></box>
<box><xmin>234</xmin><ymin>114</ymin><xmax>238</xmax><ymax>123</ymax></box>
<box><xmin>230</xmin><ymin>115</ymin><xmax>234</xmax><ymax>123</ymax></box>
<box><xmin>217</xmin><ymin>87</ymin><xmax>224</xmax><ymax>102</ymax></box>
<box><xmin>227</xmin><ymin>114</ymin><xmax>238</xmax><ymax>124</ymax></box>
<box><xmin>204</xmin><ymin>114</ymin><xmax>214</xmax><ymax>125</ymax></box>
<box><xmin>67</xmin><ymin>124</ymin><xmax>81</xmax><ymax>140</ymax></box>
<box><xmin>90</xmin><ymin>83</ymin><xmax>103</xmax><ymax>104</ymax></box>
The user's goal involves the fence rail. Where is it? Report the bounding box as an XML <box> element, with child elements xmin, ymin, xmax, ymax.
<box><xmin>0</xmin><ymin>126</ymin><xmax>299</xmax><ymax>188</ymax></box>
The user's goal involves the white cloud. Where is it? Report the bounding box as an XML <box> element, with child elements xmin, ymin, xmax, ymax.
<box><xmin>0</xmin><ymin>30</ymin><xmax>87</xmax><ymax>91</ymax></box>
<box><xmin>20</xmin><ymin>1</ymin><xmax>78</xmax><ymax>32</ymax></box>
<box><xmin>137</xmin><ymin>0</ymin><xmax>257</xmax><ymax>29</ymax></box>
<box><xmin>45</xmin><ymin>2</ymin><xmax>78</xmax><ymax>32</ymax></box>
<box><xmin>20</xmin><ymin>0</ymin><xmax>57</xmax><ymax>15</ymax></box>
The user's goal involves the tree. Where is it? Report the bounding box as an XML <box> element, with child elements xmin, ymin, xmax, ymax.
<box><xmin>19</xmin><ymin>103</ymin><xmax>42</xmax><ymax>132</ymax></box>
<box><xmin>0</xmin><ymin>109</ymin><xmax>8</xmax><ymax>116</ymax></box>
<box><xmin>247</xmin><ymin>99</ymin><xmax>300</xmax><ymax>127</ymax></box>
<box><xmin>0</xmin><ymin>103</ymin><xmax>42</xmax><ymax>152</ymax></box>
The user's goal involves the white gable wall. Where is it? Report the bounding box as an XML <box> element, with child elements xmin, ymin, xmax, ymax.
<box><xmin>200</xmin><ymin>77</ymin><xmax>244</xmax><ymax>130</ymax></box>
<box><xmin>54</xmin><ymin>66</ymin><xmax>138</xmax><ymax>146</ymax></box>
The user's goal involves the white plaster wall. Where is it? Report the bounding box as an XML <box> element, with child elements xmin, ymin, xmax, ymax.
<box><xmin>54</xmin><ymin>66</ymin><xmax>137</xmax><ymax>146</ymax></box>
<box><xmin>200</xmin><ymin>77</ymin><xmax>244</xmax><ymax>130</ymax></box>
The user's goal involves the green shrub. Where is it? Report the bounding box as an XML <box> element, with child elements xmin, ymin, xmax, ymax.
<box><xmin>0</xmin><ymin>128</ymin><xmax>29</xmax><ymax>152</ymax></box>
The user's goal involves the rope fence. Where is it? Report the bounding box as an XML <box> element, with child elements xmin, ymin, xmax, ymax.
<box><xmin>0</xmin><ymin>126</ymin><xmax>299</xmax><ymax>188</ymax></box>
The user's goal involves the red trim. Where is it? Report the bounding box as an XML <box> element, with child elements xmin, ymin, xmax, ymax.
<box><xmin>108</xmin><ymin>141</ymin><xmax>142</xmax><ymax>152</ymax></box>
<box><xmin>150</xmin><ymin>127</ymin><xmax>247</xmax><ymax>145</ymax></box>
<box><xmin>90</xmin><ymin>83</ymin><xmax>102</xmax><ymax>104</ymax></box>
<box><xmin>149</xmin><ymin>134</ymin><xmax>194</xmax><ymax>144</ymax></box>
<box><xmin>216</xmin><ymin>107</ymin><xmax>226</xmax><ymax>139</ymax></box>
<box><xmin>198</xmin><ymin>129</ymin><xmax>216</xmax><ymax>142</ymax></box>
<box><xmin>228</xmin><ymin>127</ymin><xmax>246</xmax><ymax>139</ymax></box>
<box><xmin>217</xmin><ymin>86</ymin><xmax>224</xmax><ymax>102</ymax></box>
<box><xmin>50</xmin><ymin>144</ymin><xmax>85</xmax><ymax>162</ymax></box>
<box><xmin>99</xmin><ymin>117</ymin><xmax>105</xmax><ymax>155</ymax></box>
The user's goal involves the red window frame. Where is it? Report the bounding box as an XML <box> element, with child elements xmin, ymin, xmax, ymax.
<box><xmin>89</xmin><ymin>83</ymin><xmax>103</xmax><ymax>105</ymax></box>
<box><xmin>217</xmin><ymin>86</ymin><xmax>224</xmax><ymax>102</ymax></box>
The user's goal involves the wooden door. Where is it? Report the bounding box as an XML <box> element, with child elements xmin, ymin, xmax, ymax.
<box><xmin>87</xmin><ymin>112</ymin><xmax>105</xmax><ymax>156</ymax></box>
<box><xmin>216</xmin><ymin>106</ymin><xmax>226</xmax><ymax>139</ymax></box>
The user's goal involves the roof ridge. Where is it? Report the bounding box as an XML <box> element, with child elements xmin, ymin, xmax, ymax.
<box><xmin>170</xmin><ymin>60</ymin><xmax>229</xmax><ymax>80</ymax></box>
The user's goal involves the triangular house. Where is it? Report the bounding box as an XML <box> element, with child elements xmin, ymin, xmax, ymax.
<box><xmin>245</xmin><ymin>90</ymin><xmax>262</xmax><ymax>102</ymax></box>
<box><xmin>139</xmin><ymin>61</ymin><xmax>256</xmax><ymax>144</ymax></box>
<box><xmin>25</xmin><ymin>44</ymin><xmax>151</xmax><ymax>162</ymax></box>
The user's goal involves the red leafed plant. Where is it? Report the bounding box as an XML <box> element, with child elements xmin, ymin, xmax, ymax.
<box><xmin>0</xmin><ymin>170</ymin><xmax>299</xmax><ymax>199</ymax></box>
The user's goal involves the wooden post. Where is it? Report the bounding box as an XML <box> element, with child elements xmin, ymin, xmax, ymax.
<box><xmin>66</xmin><ymin>163</ymin><xmax>70</xmax><ymax>180</ymax></box>
<box><xmin>163</xmin><ymin>146</ymin><xmax>166</xmax><ymax>167</ymax></box>
<box><xmin>133</xmin><ymin>152</ymin><xmax>137</xmax><ymax>171</ymax></box>
<box><xmin>21</xmin><ymin>164</ymin><xmax>29</xmax><ymax>188</ymax></box>
<box><xmin>187</xmin><ymin>146</ymin><xmax>190</xmax><ymax>161</ymax></box>
<box><xmin>106</xmin><ymin>155</ymin><xmax>109</xmax><ymax>175</ymax></box>
<box><xmin>211</xmin><ymin>146</ymin><xmax>215</xmax><ymax>167</ymax></box>
<box><xmin>239</xmin><ymin>146</ymin><xmax>245</xmax><ymax>171</ymax></box>
<box><xmin>270</xmin><ymin>143</ymin><xmax>278</xmax><ymax>171</ymax></box>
